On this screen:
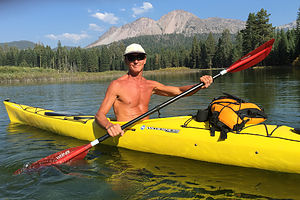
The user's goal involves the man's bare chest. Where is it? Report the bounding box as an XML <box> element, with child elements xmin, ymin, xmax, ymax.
<box><xmin>116</xmin><ymin>82</ymin><xmax>153</xmax><ymax>106</ymax></box>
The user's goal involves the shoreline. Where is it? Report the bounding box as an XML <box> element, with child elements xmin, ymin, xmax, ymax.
<box><xmin>2</xmin><ymin>65</ymin><xmax>285</xmax><ymax>85</ymax></box>
<box><xmin>0</xmin><ymin>66</ymin><xmax>215</xmax><ymax>85</ymax></box>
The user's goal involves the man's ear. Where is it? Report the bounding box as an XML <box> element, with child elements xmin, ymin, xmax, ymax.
<box><xmin>124</xmin><ymin>57</ymin><xmax>129</xmax><ymax>65</ymax></box>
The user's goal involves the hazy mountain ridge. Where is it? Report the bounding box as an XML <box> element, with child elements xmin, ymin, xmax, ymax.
<box><xmin>0</xmin><ymin>40</ymin><xmax>36</xmax><ymax>50</ymax></box>
<box><xmin>276</xmin><ymin>21</ymin><xmax>297</xmax><ymax>31</ymax></box>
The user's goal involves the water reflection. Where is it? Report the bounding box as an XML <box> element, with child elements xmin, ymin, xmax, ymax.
<box><xmin>98</xmin><ymin>147</ymin><xmax>300</xmax><ymax>199</ymax></box>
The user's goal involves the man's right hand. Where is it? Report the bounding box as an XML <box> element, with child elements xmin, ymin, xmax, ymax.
<box><xmin>106</xmin><ymin>123</ymin><xmax>124</xmax><ymax>137</ymax></box>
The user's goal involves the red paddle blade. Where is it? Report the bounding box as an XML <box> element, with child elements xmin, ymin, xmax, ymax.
<box><xmin>227</xmin><ymin>39</ymin><xmax>275</xmax><ymax>73</ymax></box>
<box><xmin>14</xmin><ymin>143</ymin><xmax>92</xmax><ymax>175</ymax></box>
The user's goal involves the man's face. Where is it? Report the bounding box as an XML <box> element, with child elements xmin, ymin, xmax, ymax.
<box><xmin>125</xmin><ymin>53</ymin><xmax>147</xmax><ymax>74</ymax></box>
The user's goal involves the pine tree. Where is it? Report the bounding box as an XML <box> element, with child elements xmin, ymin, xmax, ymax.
<box><xmin>153</xmin><ymin>53</ymin><xmax>161</xmax><ymax>70</ymax></box>
<box><xmin>6</xmin><ymin>46</ymin><xmax>19</xmax><ymax>66</ymax></box>
<box><xmin>277</xmin><ymin>29</ymin><xmax>289</xmax><ymax>65</ymax></box>
<box><xmin>213</xmin><ymin>29</ymin><xmax>233</xmax><ymax>68</ymax></box>
<box><xmin>241</xmin><ymin>13</ymin><xmax>256</xmax><ymax>54</ymax></box>
<box><xmin>55</xmin><ymin>41</ymin><xmax>63</xmax><ymax>71</ymax></box>
<box><xmin>86</xmin><ymin>48</ymin><xmax>98</xmax><ymax>72</ymax></box>
<box><xmin>99</xmin><ymin>47</ymin><xmax>110</xmax><ymax>72</ymax></box>
<box><xmin>241</xmin><ymin>9</ymin><xmax>274</xmax><ymax>55</ymax></box>
<box><xmin>286</xmin><ymin>30</ymin><xmax>296</xmax><ymax>62</ymax></box>
<box><xmin>213</xmin><ymin>38</ymin><xmax>223</xmax><ymax>68</ymax></box>
<box><xmin>295</xmin><ymin>7</ymin><xmax>300</xmax><ymax>57</ymax></box>
<box><xmin>292</xmin><ymin>8</ymin><xmax>300</xmax><ymax>67</ymax></box>
<box><xmin>205</xmin><ymin>32</ymin><xmax>216</xmax><ymax>69</ymax></box>
<box><xmin>34</xmin><ymin>44</ymin><xmax>45</xmax><ymax>68</ymax></box>
<box><xmin>172</xmin><ymin>52</ymin><xmax>179</xmax><ymax>67</ymax></box>
<box><xmin>190</xmin><ymin>36</ymin><xmax>198</xmax><ymax>68</ymax></box>
<box><xmin>200</xmin><ymin>43</ymin><xmax>208</xmax><ymax>68</ymax></box>
<box><xmin>24</xmin><ymin>48</ymin><xmax>35</xmax><ymax>67</ymax></box>
<box><xmin>0</xmin><ymin>46</ymin><xmax>4</xmax><ymax>66</ymax></box>
<box><xmin>255</xmin><ymin>8</ymin><xmax>274</xmax><ymax>44</ymax></box>
<box><xmin>231</xmin><ymin>32</ymin><xmax>243</xmax><ymax>63</ymax></box>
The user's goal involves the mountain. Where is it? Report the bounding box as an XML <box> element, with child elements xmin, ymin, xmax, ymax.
<box><xmin>276</xmin><ymin>21</ymin><xmax>297</xmax><ymax>31</ymax></box>
<box><xmin>86</xmin><ymin>10</ymin><xmax>246</xmax><ymax>48</ymax></box>
<box><xmin>0</xmin><ymin>40</ymin><xmax>36</xmax><ymax>50</ymax></box>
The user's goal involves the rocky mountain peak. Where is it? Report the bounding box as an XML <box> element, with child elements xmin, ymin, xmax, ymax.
<box><xmin>158</xmin><ymin>10</ymin><xmax>199</xmax><ymax>34</ymax></box>
<box><xmin>86</xmin><ymin>10</ymin><xmax>246</xmax><ymax>48</ymax></box>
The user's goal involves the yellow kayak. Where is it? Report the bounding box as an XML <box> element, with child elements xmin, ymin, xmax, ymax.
<box><xmin>4</xmin><ymin>99</ymin><xmax>300</xmax><ymax>174</ymax></box>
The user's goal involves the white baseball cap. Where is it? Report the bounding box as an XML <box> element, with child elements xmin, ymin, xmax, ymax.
<box><xmin>124</xmin><ymin>43</ymin><xmax>146</xmax><ymax>56</ymax></box>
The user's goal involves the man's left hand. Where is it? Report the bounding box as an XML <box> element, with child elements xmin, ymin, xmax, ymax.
<box><xmin>200</xmin><ymin>75</ymin><xmax>213</xmax><ymax>89</ymax></box>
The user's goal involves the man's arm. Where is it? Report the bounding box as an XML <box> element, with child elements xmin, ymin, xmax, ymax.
<box><xmin>153</xmin><ymin>75</ymin><xmax>213</xmax><ymax>97</ymax></box>
<box><xmin>95</xmin><ymin>81</ymin><xmax>124</xmax><ymax>137</ymax></box>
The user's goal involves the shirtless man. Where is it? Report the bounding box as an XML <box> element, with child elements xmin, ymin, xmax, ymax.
<box><xmin>95</xmin><ymin>43</ymin><xmax>213</xmax><ymax>137</ymax></box>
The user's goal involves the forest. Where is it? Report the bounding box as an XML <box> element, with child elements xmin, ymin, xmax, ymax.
<box><xmin>1</xmin><ymin>8</ymin><xmax>300</xmax><ymax>73</ymax></box>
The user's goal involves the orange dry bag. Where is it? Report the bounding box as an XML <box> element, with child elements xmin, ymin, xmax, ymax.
<box><xmin>208</xmin><ymin>93</ymin><xmax>267</xmax><ymax>140</ymax></box>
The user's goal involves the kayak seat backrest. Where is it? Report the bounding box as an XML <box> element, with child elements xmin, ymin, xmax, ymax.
<box><xmin>45</xmin><ymin>111</ymin><xmax>84</xmax><ymax>116</ymax></box>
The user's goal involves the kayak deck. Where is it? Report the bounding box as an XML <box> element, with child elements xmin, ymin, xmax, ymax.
<box><xmin>4</xmin><ymin>99</ymin><xmax>300</xmax><ymax>174</ymax></box>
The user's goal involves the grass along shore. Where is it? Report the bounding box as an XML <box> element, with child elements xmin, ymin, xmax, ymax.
<box><xmin>0</xmin><ymin>66</ymin><xmax>203</xmax><ymax>84</ymax></box>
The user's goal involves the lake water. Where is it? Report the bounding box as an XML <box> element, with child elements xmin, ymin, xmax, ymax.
<box><xmin>1</xmin><ymin>66</ymin><xmax>300</xmax><ymax>199</ymax></box>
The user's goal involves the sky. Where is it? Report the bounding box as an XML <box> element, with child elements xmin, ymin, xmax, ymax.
<box><xmin>1</xmin><ymin>0</ymin><xmax>299</xmax><ymax>48</ymax></box>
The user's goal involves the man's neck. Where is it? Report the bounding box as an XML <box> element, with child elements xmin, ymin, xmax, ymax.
<box><xmin>127</xmin><ymin>70</ymin><xmax>143</xmax><ymax>79</ymax></box>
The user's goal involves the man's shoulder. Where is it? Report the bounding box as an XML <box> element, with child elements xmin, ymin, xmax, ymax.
<box><xmin>111</xmin><ymin>75</ymin><xmax>127</xmax><ymax>84</ymax></box>
<box><xmin>146</xmin><ymin>79</ymin><xmax>163</xmax><ymax>86</ymax></box>
<box><xmin>107</xmin><ymin>78</ymin><xmax>122</xmax><ymax>90</ymax></box>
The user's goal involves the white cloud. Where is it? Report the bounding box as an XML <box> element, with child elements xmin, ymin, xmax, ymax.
<box><xmin>92</xmin><ymin>12</ymin><xmax>119</xmax><ymax>24</ymax></box>
<box><xmin>45</xmin><ymin>32</ymin><xmax>89</xmax><ymax>43</ymax></box>
<box><xmin>132</xmin><ymin>2</ymin><xmax>153</xmax><ymax>17</ymax></box>
<box><xmin>89</xmin><ymin>23</ymin><xmax>104</xmax><ymax>32</ymax></box>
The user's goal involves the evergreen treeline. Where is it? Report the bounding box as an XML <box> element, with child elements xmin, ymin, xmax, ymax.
<box><xmin>1</xmin><ymin>8</ymin><xmax>300</xmax><ymax>72</ymax></box>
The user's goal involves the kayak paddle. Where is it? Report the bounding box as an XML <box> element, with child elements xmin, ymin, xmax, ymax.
<box><xmin>14</xmin><ymin>38</ymin><xmax>275</xmax><ymax>175</ymax></box>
